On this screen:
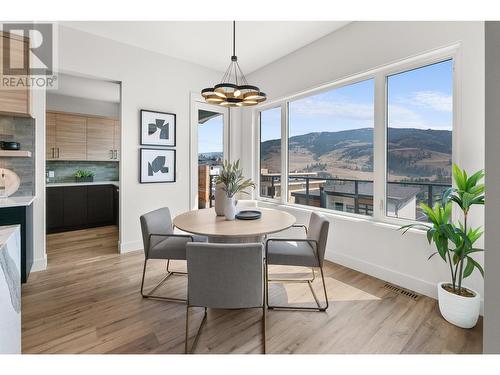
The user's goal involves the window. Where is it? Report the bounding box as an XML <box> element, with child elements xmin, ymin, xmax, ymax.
<box><xmin>256</xmin><ymin>49</ymin><xmax>455</xmax><ymax>223</ymax></box>
<box><xmin>259</xmin><ymin>107</ymin><xmax>281</xmax><ymax>199</ymax></box>
<box><xmin>386</xmin><ymin>60</ymin><xmax>453</xmax><ymax>221</ymax></box>
<box><xmin>287</xmin><ymin>79</ymin><xmax>375</xmax><ymax>215</ymax></box>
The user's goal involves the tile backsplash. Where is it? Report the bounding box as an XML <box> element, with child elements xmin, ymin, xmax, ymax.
<box><xmin>46</xmin><ymin>161</ymin><xmax>119</xmax><ymax>183</ymax></box>
<box><xmin>0</xmin><ymin>115</ymin><xmax>35</xmax><ymax>197</ymax></box>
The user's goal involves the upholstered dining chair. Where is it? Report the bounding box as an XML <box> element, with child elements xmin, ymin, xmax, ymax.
<box><xmin>265</xmin><ymin>211</ymin><xmax>330</xmax><ymax>311</ymax></box>
<box><xmin>139</xmin><ymin>207</ymin><xmax>206</xmax><ymax>302</ymax></box>
<box><xmin>184</xmin><ymin>242</ymin><xmax>266</xmax><ymax>354</ymax></box>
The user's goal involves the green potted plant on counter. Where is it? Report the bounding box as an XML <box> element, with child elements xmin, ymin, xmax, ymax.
<box><xmin>74</xmin><ymin>169</ymin><xmax>95</xmax><ymax>183</ymax></box>
<box><xmin>400</xmin><ymin>164</ymin><xmax>484</xmax><ymax>328</ymax></box>
<box><xmin>216</xmin><ymin>160</ymin><xmax>255</xmax><ymax>220</ymax></box>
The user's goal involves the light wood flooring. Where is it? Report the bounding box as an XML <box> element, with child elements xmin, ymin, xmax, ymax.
<box><xmin>21</xmin><ymin>226</ymin><xmax>483</xmax><ymax>354</ymax></box>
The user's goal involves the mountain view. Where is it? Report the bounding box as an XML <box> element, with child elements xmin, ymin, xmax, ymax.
<box><xmin>260</xmin><ymin>127</ymin><xmax>452</xmax><ymax>183</ymax></box>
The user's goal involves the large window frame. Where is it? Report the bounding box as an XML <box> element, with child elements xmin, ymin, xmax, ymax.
<box><xmin>254</xmin><ymin>45</ymin><xmax>460</xmax><ymax>225</ymax></box>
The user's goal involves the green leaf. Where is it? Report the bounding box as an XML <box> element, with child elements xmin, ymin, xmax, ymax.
<box><xmin>463</xmin><ymin>257</ymin><xmax>475</xmax><ymax>278</ymax></box>
<box><xmin>469</xmin><ymin>257</ymin><xmax>485</xmax><ymax>278</ymax></box>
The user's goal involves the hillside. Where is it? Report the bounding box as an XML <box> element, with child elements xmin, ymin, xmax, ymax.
<box><xmin>260</xmin><ymin>127</ymin><xmax>452</xmax><ymax>182</ymax></box>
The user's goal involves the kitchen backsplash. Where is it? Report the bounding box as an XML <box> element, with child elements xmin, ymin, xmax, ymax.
<box><xmin>46</xmin><ymin>161</ymin><xmax>119</xmax><ymax>183</ymax></box>
<box><xmin>0</xmin><ymin>115</ymin><xmax>35</xmax><ymax>197</ymax></box>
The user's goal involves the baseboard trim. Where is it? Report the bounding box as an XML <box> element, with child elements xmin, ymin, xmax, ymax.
<box><xmin>326</xmin><ymin>250</ymin><xmax>484</xmax><ymax>315</ymax></box>
<box><xmin>30</xmin><ymin>256</ymin><xmax>47</xmax><ymax>272</ymax></box>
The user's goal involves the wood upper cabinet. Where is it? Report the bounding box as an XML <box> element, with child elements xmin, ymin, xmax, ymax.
<box><xmin>46</xmin><ymin>112</ymin><xmax>57</xmax><ymax>160</ymax></box>
<box><xmin>0</xmin><ymin>32</ymin><xmax>31</xmax><ymax>117</ymax></box>
<box><xmin>113</xmin><ymin>120</ymin><xmax>120</xmax><ymax>161</ymax></box>
<box><xmin>55</xmin><ymin>113</ymin><xmax>87</xmax><ymax>160</ymax></box>
<box><xmin>46</xmin><ymin>111</ymin><xmax>120</xmax><ymax>161</ymax></box>
<box><xmin>87</xmin><ymin>117</ymin><xmax>115</xmax><ymax>161</ymax></box>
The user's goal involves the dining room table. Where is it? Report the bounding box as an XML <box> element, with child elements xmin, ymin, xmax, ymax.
<box><xmin>173</xmin><ymin>207</ymin><xmax>296</xmax><ymax>243</ymax></box>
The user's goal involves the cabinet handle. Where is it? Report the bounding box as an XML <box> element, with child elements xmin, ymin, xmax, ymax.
<box><xmin>51</xmin><ymin>147</ymin><xmax>54</xmax><ymax>158</ymax></box>
<box><xmin>110</xmin><ymin>150</ymin><xmax>114</xmax><ymax>159</ymax></box>
<box><xmin>57</xmin><ymin>148</ymin><xmax>60</xmax><ymax>158</ymax></box>
<box><xmin>114</xmin><ymin>150</ymin><xmax>118</xmax><ymax>159</ymax></box>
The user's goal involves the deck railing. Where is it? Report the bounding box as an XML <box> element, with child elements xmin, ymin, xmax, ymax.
<box><xmin>260</xmin><ymin>174</ymin><xmax>451</xmax><ymax>219</ymax></box>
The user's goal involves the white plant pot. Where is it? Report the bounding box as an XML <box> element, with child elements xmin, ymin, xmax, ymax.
<box><xmin>437</xmin><ymin>282</ymin><xmax>480</xmax><ymax>329</ymax></box>
<box><xmin>224</xmin><ymin>196</ymin><xmax>237</xmax><ymax>221</ymax></box>
<box><xmin>214</xmin><ymin>183</ymin><xmax>226</xmax><ymax>216</ymax></box>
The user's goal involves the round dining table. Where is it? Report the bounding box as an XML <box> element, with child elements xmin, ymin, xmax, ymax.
<box><xmin>173</xmin><ymin>207</ymin><xmax>296</xmax><ymax>243</ymax></box>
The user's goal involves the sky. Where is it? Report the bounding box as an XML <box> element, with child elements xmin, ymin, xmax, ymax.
<box><xmin>261</xmin><ymin>59</ymin><xmax>453</xmax><ymax>142</ymax></box>
<box><xmin>198</xmin><ymin>113</ymin><xmax>224</xmax><ymax>153</ymax></box>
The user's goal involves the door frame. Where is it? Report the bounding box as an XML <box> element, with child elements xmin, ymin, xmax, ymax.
<box><xmin>189</xmin><ymin>92</ymin><xmax>229</xmax><ymax>210</ymax></box>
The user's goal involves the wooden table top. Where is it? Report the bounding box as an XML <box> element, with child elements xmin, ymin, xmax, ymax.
<box><xmin>173</xmin><ymin>207</ymin><xmax>296</xmax><ymax>238</ymax></box>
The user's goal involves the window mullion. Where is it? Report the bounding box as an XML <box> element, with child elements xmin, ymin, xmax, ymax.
<box><xmin>280</xmin><ymin>102</ymin><xmax>288</xmax><ymax>204</ymax></box>
<box><xmin>373</xmin><ymin>73</ymin><xmax>387</xmax><ymax>221</ymax></box>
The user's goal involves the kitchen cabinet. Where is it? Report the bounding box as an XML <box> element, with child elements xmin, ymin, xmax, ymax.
<box><xmin>46</xmin><ymin>187</ymin><xmax>64</xmax><ymax>230</ymax></box>
<box><xmin>46</xmin><ymin>111</ymin><xmax>120</xmax><ymax>161</ymax></box>
<box><xmin>55</xmin><ymin>113</ymin><xmax>87</xmax><ymax>160</ymax></box>
<box><xmin>87</xmin><ymin>185</ymin><xmax>114</xmax><ymax>226</ymax></box>
<box><xmin>0</xmin><ymin>32</ymin><xmax>31</xmax><ymax>117</ymax></box>
<box><xmin>113</xmin><ymin>119</ymin><xmax>120</xmax><ymax>161</ymax></box>
<box><xmin>0</xmin><ymin>204</ymin><xmax>33</xmax><ymax>283</ymax></box>
<box><xmin>87</xmin><ymin>117</ymin><xmax>115</xmax><ymax>161</ymax></box>
<box><xmin>46</xmin><ymin>112</ymin><xmax>57</xmax><ymax>160</ymax></box>
<box><xmin>46</xmin><ymin>184</ymin><xmax>117</xmax><ymax>233</ymax></box>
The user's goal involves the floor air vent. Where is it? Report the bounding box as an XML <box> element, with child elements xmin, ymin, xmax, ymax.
<box><xmin>384</xmin><ymin>283</ymin><xmax>421</xmax><ymax>300</ymax></box>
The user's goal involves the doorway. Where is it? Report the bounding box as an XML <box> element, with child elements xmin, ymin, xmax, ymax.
<box><xmin>190</xmin><ymin>98</ymin><xmax>228</xmax><ymax>210</ymax></box>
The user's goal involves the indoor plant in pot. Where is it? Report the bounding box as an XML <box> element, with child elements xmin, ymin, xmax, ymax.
<box><xmin>74</xmin><ymin>169</ymin><xmax>95</xmax><ymax>183</ymax></box>
<box><xmin>216</xmin><ymin>160</ymin><xmax>255</xmax><ymax>220</ymax></box>
<box><xmin>400</xmin><ymin>164</ymin><xmax>484</xmax><ymax>329</ymax></box>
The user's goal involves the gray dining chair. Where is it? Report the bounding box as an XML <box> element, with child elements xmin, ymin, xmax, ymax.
<box><xmin>184</xmin><ymin>242</ymin><xmax>266</xmax><ymax>354</ymax></box>
<box><xmin>139</xmin><ymin>207</ymin><xmax>206</xmax><ymax>302</ymax></box>
<box><xmin>265</xmin><ymin>211</ymin><xmax>330</xmax><ymax>311</ymax></box>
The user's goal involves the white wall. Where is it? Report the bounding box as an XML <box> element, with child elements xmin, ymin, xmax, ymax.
<box><xmin>47</xmin><ymin>93</ymin><xmax>119</xmax><ymax>118</ymax></box>
<box><xmin>238</xmin><ymin>22</ymin><xmax>485</xmax><ymax>304</ymax></box>
<box><xmin>31</xmin><ymin>25</ymin><xmax>224</xmax><ymax>265</ymax></box>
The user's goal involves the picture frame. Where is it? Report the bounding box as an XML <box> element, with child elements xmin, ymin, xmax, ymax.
<box><xmin>140</xmin><ymin>109</ymin><xmax>176</xmax><ymax>147</ymax></box>
<box><xmin>140</xmin><ymin>148</ymin><xmax>176</xmax><ymax>183</ymax></box>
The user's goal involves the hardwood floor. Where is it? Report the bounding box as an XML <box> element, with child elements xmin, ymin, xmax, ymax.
<box><xmin>22</xmin><ymin>226</ymin><xmax>483</xmax><ymax>354</ymax></box>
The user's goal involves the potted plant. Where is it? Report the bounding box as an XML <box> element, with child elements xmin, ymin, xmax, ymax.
<box><xmin>400</xmin><ymin>164</ymin><xmax>484</xmax><ymax>329</ymax></box>
<box><xmin>74</xmin><ymin>169</ymin><xmax>95</xmax><ymax>183</ymax></box>
<box><xmin>216</xmin><ymin>160</ymin><xmax>255</xmax><ymax>220</ymax></box>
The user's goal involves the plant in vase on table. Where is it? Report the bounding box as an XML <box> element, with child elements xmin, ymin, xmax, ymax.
<box><xmin>215</xmin><ymin>160</ymin><xmax>255</xmax><ymax>220</ymax></box>
<box><xmin>400</xmin><ymin>164</ymin><xmax>484</xmax><ymax>329</ymax></box>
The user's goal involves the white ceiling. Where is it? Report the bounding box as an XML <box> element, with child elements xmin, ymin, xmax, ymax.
<box><xmin>60</xmin><ymin>21</ymin><xmax>350</xmax><ymax>74</ymax></box>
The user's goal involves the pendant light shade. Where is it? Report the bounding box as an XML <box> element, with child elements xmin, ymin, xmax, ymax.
<box><xmin>201</xmin><ymin>21</ymin><xmax>266</xmax><ymax>107</ymax></box>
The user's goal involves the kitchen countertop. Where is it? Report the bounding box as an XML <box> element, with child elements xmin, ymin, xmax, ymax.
<box><xmin>0</xmin><ymin>196</ymin><xmax>35</xmax><ymax>209</ymax></box>
<box><xmin>46</xmin><ymin>181</ymin><xmax>119</xmax><ymax>188</ymax></box>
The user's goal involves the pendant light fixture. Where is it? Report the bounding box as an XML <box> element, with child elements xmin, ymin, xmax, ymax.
<box><xmin>201</xmin><ymin>21</ymin><xmax>266</xmax><ymax>107</ymax></box>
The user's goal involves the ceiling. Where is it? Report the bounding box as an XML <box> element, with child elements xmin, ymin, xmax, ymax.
<box><xmin>50</xmin><ymin>73</ymin><xmax>121</xmax><ymax>102</ymax></box>
<box><xmin>60</xmin><ymin>21</ymin><xmax>350</xmax><ymax>74</ymax></box>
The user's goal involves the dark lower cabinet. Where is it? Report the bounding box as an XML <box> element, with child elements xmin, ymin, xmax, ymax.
<box><xmin>88</xmin><ymin>185</ymin><xmax>113</xmax><ymax>226</ymax></box>
<box><xmin>46</xmin><ymin>184</ymin><xmax>116</xmax><ymax>234</ymax></box>
<box><xmin>0</xmin><ymin>205</ymin><xmax>33</xmax><ymax>283</ymax></box>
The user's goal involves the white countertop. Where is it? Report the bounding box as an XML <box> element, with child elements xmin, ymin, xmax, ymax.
<box><xmin>0</xmin><ymin>196</ymin><xmax>35</xmax><ymax>208</ymax></box>
<box><xmin>46</xmin><ymin>181</ymin><xmax>119</xmax><ymax>188</ymax></box>
<box><xmin>0</xmin><ymin>225</ymin><xmax>20</xmax><ymax>248</ymax></box>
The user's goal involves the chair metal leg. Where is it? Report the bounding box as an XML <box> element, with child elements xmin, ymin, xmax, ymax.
<box><xmin>262</xmin><ymin>305</ymin><xmax>267</xmax><ymax>354</ymax></box>
<box><xmin>140</xmin><ymin>259</ymin><xmax>187</xmax><ymax>303</ymax></box>
<box><xmin>185</xmin><ymin>306</ymin><xmax>207</xmax><ymax>354</ymax></box>
<box><xmin>266</xmin><ymin>265</ymin><xmax>329</xmax><ymax>312</ymax></box>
